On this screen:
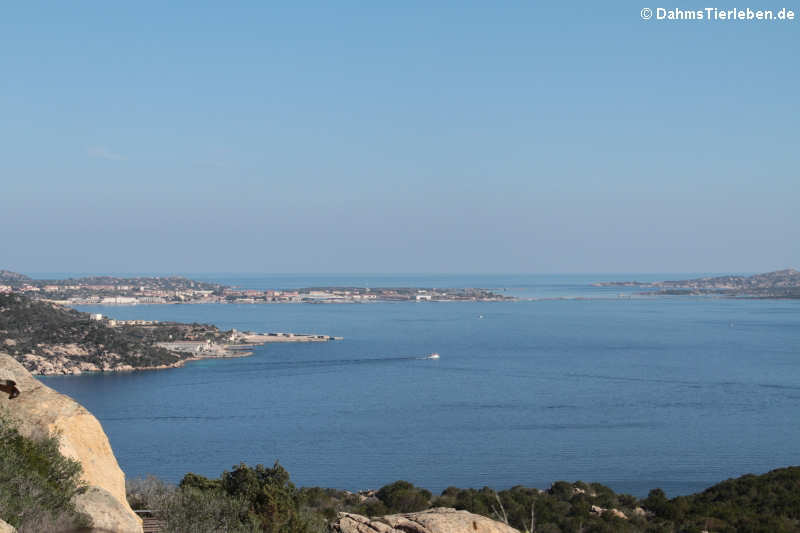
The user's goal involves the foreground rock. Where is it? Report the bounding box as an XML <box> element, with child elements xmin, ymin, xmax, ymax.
<box><xmin>332</xmin><ymin>507</ymin><xmax>520</xmax><ymax>533</ymax></box>
<box><xmin>0</xmin><ymin>518</ymin><xmax>15</xmax><ymax>533</ymax></box>
<box><xmin>0</xmin><ymin>353</ymin><xmax>142</xmax><ymax>533</ymax></box>
<box><xmin>73</xmin><ymin>486</ymin><xmax>143</xmax><ymax>533</ymax></box>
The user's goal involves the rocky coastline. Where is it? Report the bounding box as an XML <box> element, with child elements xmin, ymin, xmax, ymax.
<box><xmin>20</xmin><ymin>332</ymin><xmax>342</xmax><ymax>376</ymax></box>
<box><xmin>0</xmin><ymin>292</ymin><xmax>340</xmax><ymax>376</ymax></box>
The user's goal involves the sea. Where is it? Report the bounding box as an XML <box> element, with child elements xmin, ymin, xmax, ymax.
<box><xmin>36</xmin><ymin>274</ymin><xmax>800</xmax><ymax>498</ymax></box>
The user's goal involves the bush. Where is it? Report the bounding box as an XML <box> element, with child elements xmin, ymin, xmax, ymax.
<box><xmin>160</xmin><ymin>487</ymin><xmax>257</xmax><ymax>533</ymax></box>
<box><xmin>128</xmin><ymin>475</ymin><xmax>257</xmax><ymax>533</ymax></box>
<box><xmin>221</xmin><ymin>461</ymin><xmax>309</xmax><ymax>532</ymax></box>
<box><xmin>375</xmin><ymin>480</ymin><xmax>431</xmax><ymax>513</ymax></box>
<box><xmin>130</xmin><ymin>462</ymin><xmax>319</xmax><ymax>533</ymax></box>
<box><xmin>0</xmin><ymin>411</ymin><xmax>90</xmax><ymax>531</ymax></box>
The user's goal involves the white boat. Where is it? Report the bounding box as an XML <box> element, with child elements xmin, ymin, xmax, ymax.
<box><xmin>426</xmin><ymin>352</ymin><xmax>440</xmax><ymax>359</ymax></box>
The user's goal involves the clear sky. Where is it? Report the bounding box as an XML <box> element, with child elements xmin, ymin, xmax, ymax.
<box><xmin>2</xmin><ymin>2</ymin><xmax>798</xmax><ymax>274</ymax></box>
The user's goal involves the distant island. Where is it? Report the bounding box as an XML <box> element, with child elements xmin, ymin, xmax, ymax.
<box><xmin>0</xmin><ymin>293</ymin><xmax>338</xmax><ymax>375</ymax></box>
<box><xmin>0</xmin><ymin>270</ymin><xmax>513</xmax><ymax>305</ymax></box>
<box><xmin>594</xmin><ymin>269</ymin><xmax>800</xmax><ymax>299</ymax></box>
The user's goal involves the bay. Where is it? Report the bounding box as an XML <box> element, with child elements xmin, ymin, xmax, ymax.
<box><xmin>38</xmin><ymin>274</ymin><xmax>800</xmax><ymax>497</ymax></box>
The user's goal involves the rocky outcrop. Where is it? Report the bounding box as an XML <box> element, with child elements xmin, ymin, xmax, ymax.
<box><xmin>0</xmin><ymin>518</ymin><xmax>16</xmax><ymax>533</ymax></box>
<box><xmin>332</xmin><ymin>507</ymin><xmax>520</xmax><ymax>533</ymax></box>
<box><xmin>21</xmin><ymin>351</ymin><xmax>138</xmax><ymax>376</ymax></box>
<box><xmin>590</xmin><ymin>504</ymin><xmax>627</xmax><ymax>519</ymax></box>
<box><xmin>0</xmin><ymin>353</ymin><xmax>142</xmax><ymax>533</ymax></box>
<box><xmin>73</xmin><ymin>486</ymin><xmax>144</xmax><ymax>533</ymax></box>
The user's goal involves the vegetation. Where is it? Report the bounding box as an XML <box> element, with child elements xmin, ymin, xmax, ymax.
<box><xmin>119</xmin><ymin>322</ymin><xmax>230</xmax><ymax>344</ymax></box>
<box><xmin>0</xmin><ymin>293</ymin><xmax>188</xmax><ymax>370</ymax></box>
<box><xmin>0</xmin><ymin>410</ymin><xmax>90</xmax><ymax>532</ymax></box>
<box><xmin>642</xmin><ymin>468</ymin><xmax>800</xmax><ymax>532</ymax></box>
<box><xmin>126</xmin><ymin>465</ymin><xmax>800</xmax><ymax>533</ymax></box>
<box><xmin>128</xmin><ymin>462</ymin><xmax>319</xmax><ymax>533</ymax></box>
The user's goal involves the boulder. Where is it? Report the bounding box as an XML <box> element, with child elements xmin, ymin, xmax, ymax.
<box><xmin>0</xmin><ymin>353</ymin><xmax>142</xmax><ymax>533</ymax></box>
<box><xmin>332</xmin><ymin>507</ymin><xmax>520</xmax><ymax>533</ymax></box>
<box><xmin>0</xmin><ymin>518</ymin><xmax>15</xmax><ymax>533</ymax></box>
<box><xmin>608</xmin><ymin>508</ymin><xmax>627</xmax><ymax>520</ymax></box>
<box><xmin>73</xmin><ymin>486</ymin><xmax>144</xmax><ymax>533</ymax></box>
<box><xmin>590</xmin><ymin>504</ymin><xmax>627</xmax><ymax>520</ymax></box>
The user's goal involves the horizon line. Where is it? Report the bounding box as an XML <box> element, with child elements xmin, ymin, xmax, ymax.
<box><xmin>17</xmin><ymin>270</ymin><xmax>776</xmax><ymax>278</ymax></box>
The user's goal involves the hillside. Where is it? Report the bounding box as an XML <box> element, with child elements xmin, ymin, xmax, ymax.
<box><xmin>651</xmin><ymin>466</ymin><xmax>800</xmax><ymax>532</ymax></box>
<box><xmin>0</xmin><ymin>270</ymin><xmax>31</xmax><ymax>285</ymax></box>
<box><xmin>0</xmin><ymin>293</ymin><xmax>185</xmax><ymax>374</ymax></box>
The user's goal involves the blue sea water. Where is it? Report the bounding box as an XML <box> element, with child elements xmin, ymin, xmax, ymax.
<box><xmin>38</xmin><ymin>274</ymin><xmax>800</xmax><ymax>497</ymax></box>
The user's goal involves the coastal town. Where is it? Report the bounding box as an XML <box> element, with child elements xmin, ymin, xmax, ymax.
<box><xmin>0</xmin><ymin>270</ymin><xmax>514</xmax><ymax>305</ymax></box>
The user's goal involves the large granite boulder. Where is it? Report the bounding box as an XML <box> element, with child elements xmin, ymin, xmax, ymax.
<box><xmin>73</xmin><ymin>486</ymin><xmax>144</xmax><ymax>533</ymax></box>
<box><xmin>332</xmin><ymin>507</ymin><xmax>520</xmax><ymax>533</ymax></box>
<box><xmin>0</xmin><ymin>353</ymin><xmax>142</xmax><ymax>533</ymax></box>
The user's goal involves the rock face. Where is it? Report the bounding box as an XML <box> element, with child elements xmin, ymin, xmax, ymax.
<box><xmin>591</xmin><ymin>504</ymin><xmax>627</xmax><ymax>519</ymax></box>
<box><xmin>332</xmin><ymin>507</ymin><xmax>520</xmax><ymax>533</ymax></box>
<box><xmin>73</xmin><ymin>486</ymin><xmax>143</xmax><ymax>533</ymax></box>
<box><xmin>0</xmin><ymin>353</ymin><xmax>142</xmax><ymax>533</ymax></box>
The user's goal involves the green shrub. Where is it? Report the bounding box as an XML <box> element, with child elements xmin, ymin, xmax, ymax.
<box><xmin>130</xmin><ymin>462</ymin><xmax>319</xmax><ymax>533</ymax></box>
<box><xmin>0</xmin><ymin>411</ymin><xmax>90</xmax><ymax>531</ymax></box>
<box><xmin>375</xmin><ymin>480</ymin><xmax>431</xmax><ymax>513</ymax></box>
<box><xmin>160</xmin><ymin>487</ymin><xmax>257</xmax><ymax>533</ymax></box>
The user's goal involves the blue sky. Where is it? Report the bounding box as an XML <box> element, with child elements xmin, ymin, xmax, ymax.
<box><xmin>2</xmin><ymin>2</ymin><xmax>798</xmax><ymax>274</ymax></box>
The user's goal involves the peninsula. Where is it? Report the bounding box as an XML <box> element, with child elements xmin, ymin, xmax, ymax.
<box><xmin>0</xmin><ymin>270</ymin><xmax>513</xmax><ymax>305</ymax></box>
<box><xmin>0</xmin><ymin>292</ymin><xmax>339</xmax><ymax>375</ymax></box>
<box><xmin>594</xmin><ymin>268</ymin><xmax>800</xmax><ymax>298</ymax></box>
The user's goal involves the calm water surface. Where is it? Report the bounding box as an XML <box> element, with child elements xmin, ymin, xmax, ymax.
<box><xmin>39</xmin><ymin>275</ymin><xmax>800</xmax><ymax>497</ymax></box>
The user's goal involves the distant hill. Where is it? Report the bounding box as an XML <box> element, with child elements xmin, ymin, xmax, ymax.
<box><xmin>658</xmin><ymin>268</ymin><xmax>800</xmax><ymax>289</ymax></box>
<box><xmin>0</xmin><ymin>270</ymin><xmax>31</xmax><ymax>285</ymax></box>
<box><xmin>598</xmin><ymin>269</ymin><xmax>800</xmax><ymax>298</ymax></box>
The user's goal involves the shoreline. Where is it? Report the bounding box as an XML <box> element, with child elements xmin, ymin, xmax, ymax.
<box><xmin>29</xmin><ymin>331</ymin><xmax>342</xmax><ymax>376</ymax></box>
<box><xmin>31</xmin><ymin>350</ymin><xmax>256</xmax><ymax>377</ymax></box>
<box><xmin>51</xmin><ymin>298</ymin><xmax>518</xmax><ymax>306</ymax></box>
<box><xmin>56</xmin><ymin>293</ymin><xmax>800</xmax><ymax>306</ymax></box>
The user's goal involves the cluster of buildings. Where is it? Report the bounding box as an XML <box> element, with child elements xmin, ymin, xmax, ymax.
<box><xmin>44</xmin><ymin>287</ymin><xmax>220</xmax><ymax>306</ymax></box>
<box><xmin>219</xmin><ymin>288</ymin><xmax>382</xmax><ymax>303</ymax></box>
<box><xmin>2</xmin><ymin>272</ymin><xmax>512</xmax><ymax>305</ymax></box>
<box><xmin>88</xmin><ymin>314</ymin><xmax>159</xmax><ymax>327</ymax></box>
